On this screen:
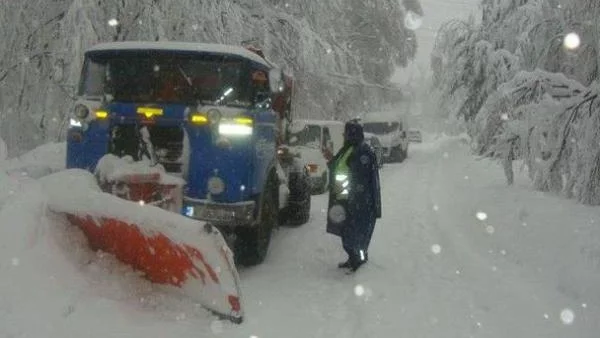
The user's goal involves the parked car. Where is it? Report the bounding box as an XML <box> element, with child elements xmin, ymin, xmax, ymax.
<box><xmin>288</xmin><ymin>119</ymin><xmax>345</xmax><ymax>194</ymax></box>
<box><xmin>364</xmin><ymin>132</ymin><xmax>385</xmax><ymax>168</ymax></box>
<box><xmin>361</xmin><ymin>112</ymin><xmax>409</xmax><ymax>163</ymax></box>
<box><xmin>407</xmin><ymin>129</ymin><xmax>423</xmax><ymax>143</ymax></box>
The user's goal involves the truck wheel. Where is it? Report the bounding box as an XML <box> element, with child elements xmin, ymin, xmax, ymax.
<box><xmin>234</xmin><ymin>173</ymin><xmax>278</xmax><ymax>266</ymax></box>
<box><xmin>282</xmin><ymin>169</ymin><xmax>311</xmax><ymax>226</ymax></box>
<box><xmin>312</xmin><ymin>171</ymin><xmax>328</xmax><ymax>195</ymax></box>
<box><xmin>390</xmin><ymin>145</ymin><xmax>406</xmax><ymax>163</ymax></box>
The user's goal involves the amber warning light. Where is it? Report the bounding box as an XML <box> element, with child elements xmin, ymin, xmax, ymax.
<box><xmin>137</xmin><ymin>107</ymin><xmax>164</xmax><ymax>119</ymax></box>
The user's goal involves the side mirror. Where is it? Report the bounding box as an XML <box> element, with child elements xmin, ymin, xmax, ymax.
<box><xmin>269</xmin><ymin>68</ymin><xmax>285</xmax><ymax>94</ymax></box>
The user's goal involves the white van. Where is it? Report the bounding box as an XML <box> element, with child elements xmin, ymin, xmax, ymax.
<box><xmin>361</xmin><ymin>112</ymin><xmax>409</xmax><ymax>163</ymax></box>
<box><xmin>288</xmin><ymin>119</ymin><xmax>345</xmax><ymax>194</ymax></box>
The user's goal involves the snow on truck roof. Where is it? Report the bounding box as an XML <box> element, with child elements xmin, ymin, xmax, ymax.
<box><xmin>86</xmin><ymin>41</ymin><xmax>272</xmax><ymax>68</ymax></box>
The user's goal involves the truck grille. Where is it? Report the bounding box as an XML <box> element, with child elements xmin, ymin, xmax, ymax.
<box><xmin>109</xmin><ymin>125</ymin><xmax>185</xmax><ymax>174</ymax></box>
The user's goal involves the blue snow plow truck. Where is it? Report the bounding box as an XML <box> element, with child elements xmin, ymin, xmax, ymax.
<box><xmin>66</xmin><ymin>42</ymin><xmax>311</xmax><ymax>265</ymax></box>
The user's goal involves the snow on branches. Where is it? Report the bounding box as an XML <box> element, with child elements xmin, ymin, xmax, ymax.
<box><xmin>435</xmin><ymin>0</ymin><xmax>600</xmax><ymax>204</ymax></box>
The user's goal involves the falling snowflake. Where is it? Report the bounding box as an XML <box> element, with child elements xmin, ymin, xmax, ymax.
<box><xmin>108</xmin><ymin>18</ymin><xmax>119</xmax><ymax>27</ymax></box>
<box><xmin>11</xmin><ymin>257</ymin><xmax>19</xmax><ymax>266</ymax></box>
<box><xmin>500</xmin><ymin>250</ymin><xmax>507</xmax><ymax>256</ymax></box>
<box><xmin>464</xmin><ymin>176</ymin><xmax>469</xmax><ymax>180</ymax></box>
<box><xmin>500</xmin><ymin>113</ymin><xmax>509</xmax><ymax>121</ymax></box>
<box><xmin>432</xmin><ymin>204</ymin><xmax>439</xmax><ymax>211</ymax></box>
<box><xmin>456</xmin><ymin>270</ymin><xmax>461</xmax><ymax>275</ymax></box>
<box><xmin>491</xmin><ymin>266</ymin><xmax>498</xmax><ymax>272</ymax></box>
<box><xmin>139</xmin><ymin>200</ymin><xmax>145</xmax><ymax>206</ymax></box>
<box><xmin>431</xmin><ymin>244</ymin><xmax>442</xmax><ymax>255</ymax></box>
<box><xmin>563</xmin><ymin>32</ymin><xmax>581</xmax><ymax>50</ymax></box>
<box><xmin>543</xmin><ymin>313</ymin><xmax>549</xmax><ymax>319</ymax></box>
<box><xmin>476</xmin><ymin>211</ymin><xmax>488</xmax><ymax>221</ymax></box>
<box><xmin>582</xmin><ymin>303</ymin><xmax>587</xmax><ymax>309</ymax></box>
<box><xmin>560</xmin><ymin>308</ymin><xmax>575</xmax><ymax>325</ymax></box>
<box><xmin>443</xmin><ymin>152</ymin><xmax>449</xmax><ymax>159</ymax></box>
<box><xmin>403</xmin><ymin>10</ymin><xmax>423</xmax><ymax>30</ymax></box>
<box><xmin>354</xmin><ymin>284</ymin><xmax>365</xmax><ymax>297</ymax></box>
<box><xmin>486</xmin><ymin>225</ymin><xmax>495</xmax><ymax>234</ymax></box>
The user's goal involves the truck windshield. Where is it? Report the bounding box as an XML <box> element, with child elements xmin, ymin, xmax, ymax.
<box><xmin>363</xmin><ymin>122</ymin><xmax>399</xmax><ymax>135</ymax></box>
<box><xmin>289</xmin><ymin>125</ymin><xmax>321</xmax><ymax>148</ymax></box>
<box><xmin>79</xmin><ymin>50</ymin><xmax>252</xmax><ymax>106</ymax></box>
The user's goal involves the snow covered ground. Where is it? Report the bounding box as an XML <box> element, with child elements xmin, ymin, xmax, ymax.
<box><xmin>1</xmin><ymin>134</ymin><xmax>600</xmax><ymax>337</ymax></box>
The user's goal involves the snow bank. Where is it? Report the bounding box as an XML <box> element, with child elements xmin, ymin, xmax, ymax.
<box><xmin>1</xmin><ymin>142</ymin><xmax>65</xmax><ymax>179</ymax></box>
<box><xmin>0</xmin><ymin>183</ymin><xmax>225</xmax><ymax>337</ymax></box>
<box><xmin>38</xmin><ymin>169</ymin><xmax>241</xmax><ymax>317</ymax></box>
<box><xmin>1</xmin><ymin>166</ymin><xmax>243</xmax><ymax>337</ymax></box>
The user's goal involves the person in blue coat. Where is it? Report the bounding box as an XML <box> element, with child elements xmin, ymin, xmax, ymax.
<box><xmin>327</xmin><ymin>120</ymin><xmax>382</xmax><ymax>271</ymax></box>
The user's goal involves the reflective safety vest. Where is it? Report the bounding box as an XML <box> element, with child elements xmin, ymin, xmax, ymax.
<box><xmin>333</xmin><ymin>146</ymin><xmax>353</xmax><ymax>199</ymax></box>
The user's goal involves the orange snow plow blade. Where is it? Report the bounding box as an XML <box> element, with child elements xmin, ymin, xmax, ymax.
<box><xmin>40</xmin><ymin>169</ymin><xmax>243</xmax><ymax>323</ymax></box>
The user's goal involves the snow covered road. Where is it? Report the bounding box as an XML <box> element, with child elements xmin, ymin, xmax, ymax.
<box><xmin>235</xmin><ymin>135</ymin><xmax>600</xmax><ymax>338</ymax></box>
<box><xmin>2</xmin><ymin>135</ymin><xmax>600</xmax><ymax>337</ymax></box>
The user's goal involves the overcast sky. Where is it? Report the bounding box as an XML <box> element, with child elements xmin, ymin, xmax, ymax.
<box><xmin>391</xmin><ymin>0</ymin><xmax>480</xmax><ymax>84</ymax></box>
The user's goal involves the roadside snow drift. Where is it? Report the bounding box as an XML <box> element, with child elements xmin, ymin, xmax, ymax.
<box><xmin>38</xmin><ymin>169</ymin><xmax>243</xmax><ymax>322</ymax></box>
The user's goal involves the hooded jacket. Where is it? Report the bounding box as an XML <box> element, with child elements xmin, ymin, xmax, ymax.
<box><xmin>327</xmin><ymin>121</ymin><xmax>382</xmax><ymax>239</ymax></box>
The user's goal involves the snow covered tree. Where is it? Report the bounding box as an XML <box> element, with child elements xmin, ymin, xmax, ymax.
<box><xmin>0</xmin><ymin>0</ymin><xmax>420</xmax><ymax>156</ymax></box>
<box><xmin>434</xmin><ymin>0</ymin><xmax>600</xmax><ymax>204</ymax></box>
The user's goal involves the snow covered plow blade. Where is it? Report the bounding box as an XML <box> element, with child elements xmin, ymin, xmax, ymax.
<box><xmin>39</xmin><ymin>167</ymin><xmax>244</xmax><ymax>323</ymax></box>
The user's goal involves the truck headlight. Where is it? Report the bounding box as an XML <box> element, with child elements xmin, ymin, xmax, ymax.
<box><xmin>74</xmin><ymin>104</ymin><xmax>89</xmax><ymax>119</ymax></box>
<box><xmin>207</xmin><ymin>176</ymin><xmax>225</xmax><ymax>195</ymax></box>
<box><xmin>218</xmin><ymin>117</ymin><xmax>253</xmax><ymax>136</ymax></box>
<box><xmin>69</xmin><ymin>118</ymin><xmax>82</xmax><ymax>127</ymax></box>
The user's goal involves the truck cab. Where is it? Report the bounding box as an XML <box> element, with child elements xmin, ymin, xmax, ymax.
<box><xmin>362</xmin><ymin>112</ymin><xmax>409</xmax><ymax>163</ymax></box>
<box><xmin>66</xmin><ymin>42</ymin><xmax>311</xmax><ymax>265</ymax></box>
<box><xmin>287</xmin><ymin>119</ymin><xmax>344</xmax><ymax>194</ymax></box>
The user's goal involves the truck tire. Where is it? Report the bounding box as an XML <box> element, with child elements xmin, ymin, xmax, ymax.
<box><xmin>234</xmin><ymin>172</ymin><xmax>278</xmax><ymax>266</ymax></box>
<box><xmin>282</xmin><ymin>169</ymin><xmax>311</xmax><ymax>226</ymax></box>
<box><xmin>312</xmin><ymin>170</ymin><xmax>328</xmax><ymax>195</ymax></box>
<box><xmin>390</xmin><ymin>145</ymin><xmax>406</xmax><ymax>163</ymax></box>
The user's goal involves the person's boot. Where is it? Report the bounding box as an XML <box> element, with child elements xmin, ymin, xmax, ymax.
<box><xmin>338</xmin><ymin>259</ymin><xmax>351</xmax><ymax>268</ymax></box>
<box><xmin>346</xmin><ymin>260</ymin><xmax>364</xmax><ymax>273</ymax></box>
